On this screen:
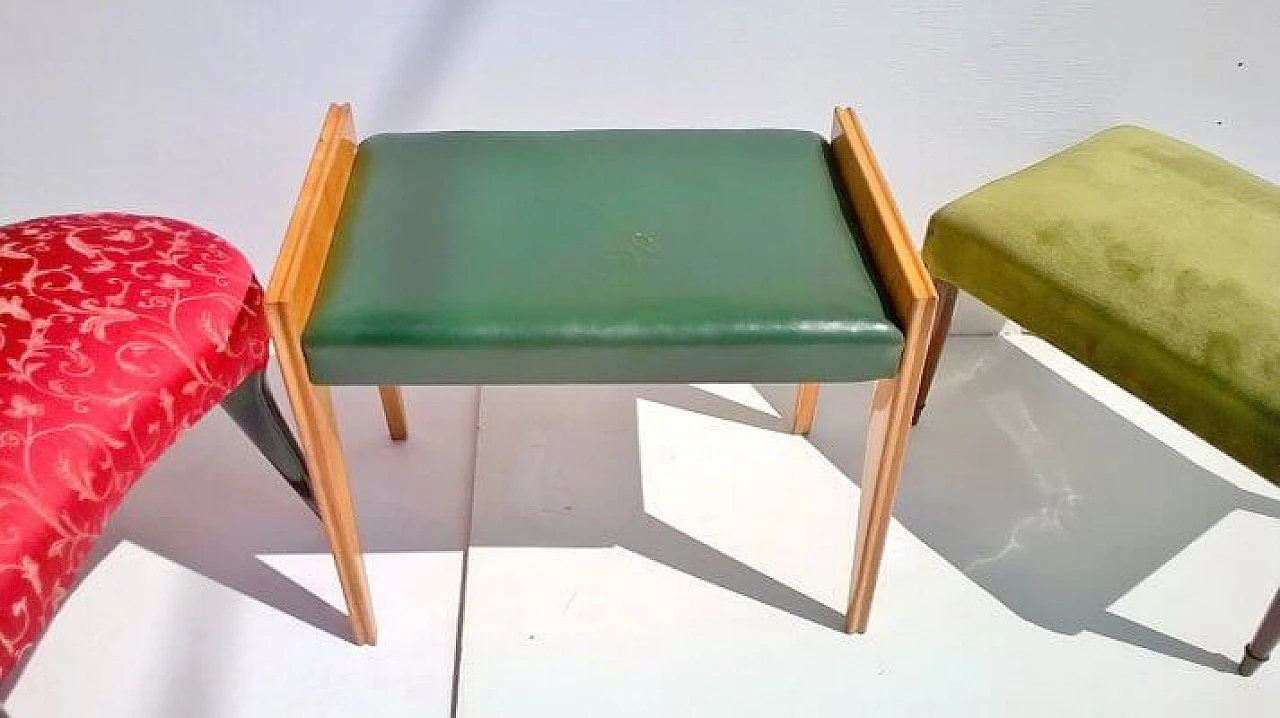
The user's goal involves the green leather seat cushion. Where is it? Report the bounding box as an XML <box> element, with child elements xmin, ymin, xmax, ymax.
<box><xmin>304</xmin><ymin>130</ymin><xmax>903</xmax><ymax>385</ymax></box>
<box><xmin>924</xmin><ymin>126</ymin><xmax>1280</xmax><ymax>481</ymax></box>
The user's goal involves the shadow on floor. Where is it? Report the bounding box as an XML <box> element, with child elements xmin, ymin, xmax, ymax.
<box><xmin>0</xmin><ymin>376</ymin><xmax>827</xmax><ymax>707</ymax></box>
<box><xmin>8</xmin><ymin>336</ymin><xmax>1272</xmax><ymax>708</ymax></box>
<box><xmin>465</xmin><ymin>383</ymin><xmax>844</xmax><ymax>633</ymax></box>
<box><xmin>758</xmin><ymin>336</ymin><xmax>1279</xmax><ymax>673</ymax></box>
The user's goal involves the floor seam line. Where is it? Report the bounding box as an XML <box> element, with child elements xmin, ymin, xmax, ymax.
<box><xmin>449</xmin><ymin>385</ymin><xmax>483</xmax><ymax>718</ymax></box>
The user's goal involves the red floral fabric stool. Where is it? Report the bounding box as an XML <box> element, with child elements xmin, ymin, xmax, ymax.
<box><xmin>0</xmin><ymin>213</ymin><xmax>311</xmax><ymax>681</ymax></box>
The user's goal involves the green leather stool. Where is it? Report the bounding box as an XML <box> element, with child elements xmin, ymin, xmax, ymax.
<box><xmin>914</xmin><ymin>125</ymin><xmax>1280</xmax><ymax>674</ymax></box>
<box><xmin>266</xmin><ymin>104</ymin><xmax>938</xmax><ymax>644</ymax></box>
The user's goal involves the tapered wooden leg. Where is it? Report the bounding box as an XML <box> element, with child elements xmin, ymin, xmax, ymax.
<box><xmin>846</xmin><ymin>379</ymin><xmax>906</xmax><ymax>632</ymax></box>
<box><xmin>846</xmin><ymin>298</ymin><xmax>938</xmax><ymax>634</ymax></box>
<box><xmin>272</xmin><ymin>338</ymin><xmax>377</xmax><ymax>645</ymax></box>
<box><xmin>912</xmin><ymin>280</ymin><xmax>957</xmax><ymax>425</ymax></box>
<box><xmin>377</xmin><ymin>385</ymin><xmax>408</xmax><ymax>441</ymax></box>
<box><xmin>828</xmin><ymin>104</ymin><xmax>939</xmax><ymax>633</ymax></box>
<box><xmin>792</xmin><ymin>383</ymin><xmax>821</xmax><ymax>435</ymax></box>
<box><xmin>264</xmin><ymin>102</ymin><xmax>373</xmax><ymax>644</ymax></box>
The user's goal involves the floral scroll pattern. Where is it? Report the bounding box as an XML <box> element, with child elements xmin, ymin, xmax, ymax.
<box><xmin>0</xmin><ymin>214</ymin><xmax>268</xmax><ymax>679</ymax></box>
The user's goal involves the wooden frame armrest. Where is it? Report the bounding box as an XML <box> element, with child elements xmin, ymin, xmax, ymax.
<box><xmin>829</xmin><ymin>106</ymin><xmax>937</xmax><ymax>330</ymax></box>
<box><xmin>266</xmin><ymin>102</ymin><xmax>358</xmax><ymax>330</ymax></box>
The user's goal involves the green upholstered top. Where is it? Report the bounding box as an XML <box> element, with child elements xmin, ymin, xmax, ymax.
<box><xmin>924</xmin><ymin>126</ymin><xmax>1280</xmax><ymax>481</ymax></box>
<box><xmin>303</xmin><ymin>130</ymin><xmax>903</xmax><ymax>385</ymax></box>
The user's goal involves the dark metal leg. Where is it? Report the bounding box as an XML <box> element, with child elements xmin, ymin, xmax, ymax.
<box><xmin>222</xmin><ymin>370</ymin><xmax>318</xmax><ymax>515</ymax></box>
<box><xmin>912</xmin><ymin>279</ymin><xmax>957</xmax><ymax>425</ymax></box>
<box><xmin>1241</xmin><ymin>588</ymin><xmax>1280</xmax><ymax>676</ymax></box>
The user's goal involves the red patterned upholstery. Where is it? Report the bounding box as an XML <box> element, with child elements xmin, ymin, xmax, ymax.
<box><xmin>0</xmin><ymin>214</ymin><xmax>268</xmax><ymax>679</ymax></box>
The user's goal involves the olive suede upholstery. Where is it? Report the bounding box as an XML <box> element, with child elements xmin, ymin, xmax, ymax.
<box><xmin>303</xmin><ymin>130</ymin><xmax>903</xmax><ymax>384</ymax></box>
<box><xmin>924</xmin><ymin>126</ymin><xmax>1280</xmax><ymax>482</ymax></box>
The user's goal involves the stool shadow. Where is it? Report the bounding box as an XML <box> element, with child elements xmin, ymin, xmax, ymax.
<box><xmin>18</xmin><ymin>335</ymin><xmax>1266</xmax><ymax>703</ymax></box>
<box><xmin>466</xmin><ymin>383</ymin><xmax>845</xmax><ymax>632</ymax></box>
<box><xmin>757</xmin><ymin>336</ymin><xmax>1280</xmax><ymax>673</ymax></box>
<box><xmin>3</xmin><ymin>374</ymin><xmax>838</xmax><ymax>705</ymax></box>
<box><xmin>0</xmin><ymin>383</ymin><xmax>480</xmax><ymax>705</ymax></box>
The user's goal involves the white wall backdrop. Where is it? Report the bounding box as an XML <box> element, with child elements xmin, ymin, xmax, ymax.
<box><xmin>2</xmin><ymin>1</ymin><xmax>1276</xmax><ymax>331</ymax></box>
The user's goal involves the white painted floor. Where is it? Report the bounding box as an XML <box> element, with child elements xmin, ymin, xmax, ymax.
<box><xmin>3</xmin><ymin>335</ymin><xmax>1278</xmax><ymax>717</ymax></box>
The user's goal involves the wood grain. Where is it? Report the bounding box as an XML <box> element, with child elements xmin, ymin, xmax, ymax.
<box><xmin>265</xmin><ymin>103</ymin><xmax>376</xmax><ymax>645</ymax></box>
<box><xmin>830</xmin><ymin>107</ymin><xmax>934</xmax><ymax>322</ymax></box>
<box><xmin>792</xmin><ymin>383</ymin><xmax>821</xmax><ymax>435</ymax></box>
<box><xmin>913</xmin><ymin>279</ymin><xmax>958</xmax><ymax>425</ymax></box>
<box><xmin>844</xmin><ymin>302</ymin><xmax>933</xmax><ymax>633</ymax></box>
<box><xmin>830</xmin><ymin>106</ymin><xmax>938</xmax><ymax>634</ymax></box>
<box><xmin>378</xmin><ymin>385</ymin><xmax>408</xmax><ymax>441</ymax></box>
<box><xmin>266</xmin><ymin>103</ymin><xmax>358</xmax><ymax>330</ymax></box>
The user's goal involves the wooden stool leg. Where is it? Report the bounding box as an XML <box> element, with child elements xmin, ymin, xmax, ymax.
<box><xmin>377</xmin><ymin>385</ymin><xmax>408</xmax><ymax>441</ymax></box>
<box><xmin>846</xmin><ymin>376</ymin><xmax>916</xmax><ymax>632</ymax></box>
<box><xmin>913</xmin><ymin>279</ymin><xmax>957</xmax><ymax>426</ymax></box>
<box><xmin>1241</xmin><ymin>588</ymin><xmax>1280</xmax><ymax>676</ymax></box>
<box><xmin>826</xmin><ymin>106</ymin><xmax>940</xmax><ymax>633</ymax></box>
<box><xmin>265</xmin><ymin>103</ymin><xmax>374</xmax><ymax>644</ymax></box>
<box><xmin>844</xmin><ymin>276</ymin><xmax>938</xmax><ymax>635</ymax></box>
<box><xmin>792</xmin><ymin>383</ymin><xmax>821</xmax><ymax>435</ymax></box>
<box><xmin>274</xmin><ymin>341</ymin><xmax>377</xmax><ymax>645</ymax></box>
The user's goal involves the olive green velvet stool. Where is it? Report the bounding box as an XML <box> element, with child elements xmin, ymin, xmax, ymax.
<box><xmin>914</xmin><ymin>125</ymin><xmax>1280</xmax><ymax>675</ymax></box>
<box><xmin>266</xmin><ymin>104</ymin><xmax>938</xmax><ymax>645</ymax></box>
